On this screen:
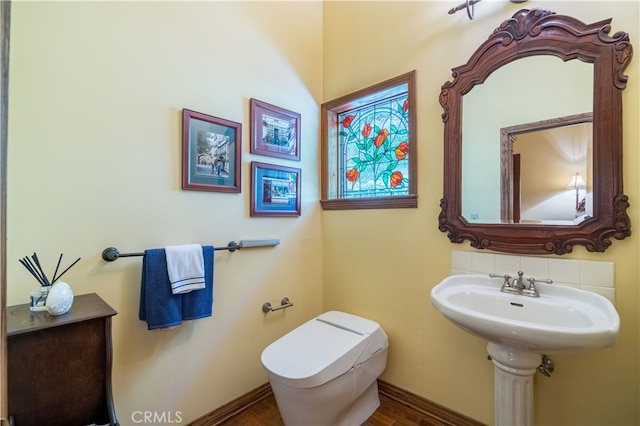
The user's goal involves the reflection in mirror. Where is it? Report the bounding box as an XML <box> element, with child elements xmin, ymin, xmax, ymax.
<box><xmin>502</xmin><ymin>114</ymin><xmax>592</xmax><ymax>224</ymax></box>
<box><xmin>461</xmin><ymin>56</ymin><xmax>593</xmax><ymax>224</ymax></box>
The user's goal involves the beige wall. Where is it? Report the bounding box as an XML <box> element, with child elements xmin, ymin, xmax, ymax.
<box><xmin>322</xmin><ymin>1</ymin><xmax>639</xmax><ymax>425</ymax></box>
<box><xmin>6</xmin><ymin>1</ymin><xmax>639</xmax><ymax>426</ymax></box>
<box><xmin>8</xmin><ymin>1</ymin><xmax>323</xmax><ymax>423</ymax></box>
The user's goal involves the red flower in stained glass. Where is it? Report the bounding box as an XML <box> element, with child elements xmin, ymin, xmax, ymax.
<box><xmin>395</xmin><ymin>142</ymin><xmax>409</xmax><ymax>160</ymax></box>
<box><xmin>403</xmin><ymin>99</ymin><xmax>409</xmax><ymax>113</ymax></box>
<box><xmin>362</xmin><ymin>123</ymin><xmax>372</xmax><ymax>138</ymax></box>
<box><xmin>373</xmin><ymin>129</ymin><xmax>389</xmax><ymax>148</ymax></box>
<box><xmin>346</xmin><ymin>168</ymin><xmax>360</xmax><ymax>183</ymax></box>
<box><xmin>390</xmin><ymin>171</ymin><xmax>403</xmax><ymax>187</ymax></box>
<box><xmin>341</xmin><ymin>115</ymin><xmax>355</xmax><ymax>128</ymax></box>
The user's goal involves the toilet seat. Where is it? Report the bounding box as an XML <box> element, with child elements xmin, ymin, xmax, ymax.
<box><xmin>261</xmin><ymin>311</ymin><xmax>388</xmax><ymax>389</ymax></box>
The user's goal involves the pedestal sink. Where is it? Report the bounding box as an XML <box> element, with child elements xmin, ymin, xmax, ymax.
<box><xmin>430</xmin><ymin>274</ymin><xmax>620</xmax><ymax>426</ymax></box>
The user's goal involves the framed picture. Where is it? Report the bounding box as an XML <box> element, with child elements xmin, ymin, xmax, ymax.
<box><xmin>182</xmin><ymin>108</ymin><xmax>242</xmax><ymax>193</ymax></box>
<box><xmin>251</xmin><ymin>161</ymin><xmax>301</xmax><ymax>217</ymax></box>
<box><xmin>250</xmin><ymin>98</ymin><xmax>301</xmax><ymax>161</ymax></box>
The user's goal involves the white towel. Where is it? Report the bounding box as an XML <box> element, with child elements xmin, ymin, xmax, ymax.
<box><xmin>165</xmin><ymin>244</ymin><xmax>205</xmax><ymax>294</ymax></box>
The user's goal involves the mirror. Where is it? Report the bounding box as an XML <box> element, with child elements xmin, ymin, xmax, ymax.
<box><xmin>439</xmin><ymin>8</ymin><xmax>633</xmax><ymax>255</ymax></box>
<box><xmin>461</xmin><ymin>55</ymin><xmax>593</xmax><ymax>224</ymax></box>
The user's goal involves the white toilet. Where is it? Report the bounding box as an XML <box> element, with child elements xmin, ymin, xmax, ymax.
<box><xmin>261</xmin><ymin>311</ymin><xmax>388</xmax><ymax>425</ymax></box>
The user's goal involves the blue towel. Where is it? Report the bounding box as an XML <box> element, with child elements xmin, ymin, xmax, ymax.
<box><xmin>139</xmin><ymin>248</ymin><xmax>182</xmax><ymax>330</ymax></box>
<box><xmin>183</xmin><ymin>245</ymin><xmax>214</xmax><ymax>320</ymax></box>
<box><xmin>139</xmin><ymin>245</ymin><xmax>214</xmax><ymax>330</ymax></box>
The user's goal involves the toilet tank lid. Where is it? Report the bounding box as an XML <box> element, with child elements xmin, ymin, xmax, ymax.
<box><xmin>261</xmin><ymin>311</ymin><xmax>388</xmax><ymax>388</ymax></box>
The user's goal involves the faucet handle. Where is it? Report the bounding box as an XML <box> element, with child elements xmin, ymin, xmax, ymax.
<box><xmin>527</xmin><ymin>277</ymin><xmax>553</xmax><ymax>287</ymax></box>
<box><xmin>523</xmin><ymin>276</ymin><xmax>553</xmax><ymax>297</ymax></box>
<box><xmin>489</xmin><ymin>273</ymin><xmax>511</xmax><ymax>285</ymax></box>
<box><xmin>489</xmin><ymin>273</ymin><xmax>516</xmax><ymax>293</ymax></box>
<box><xmin>489</xmin><ymin>273</ymin><xmax>511</xmax><ymax>279</ymax></box>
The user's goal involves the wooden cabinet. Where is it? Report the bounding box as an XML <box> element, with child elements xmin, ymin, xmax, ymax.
<box><xmin>7</xmin><ymin>293</ymin><xmax>118</xmax><ymax>426</ymax></box>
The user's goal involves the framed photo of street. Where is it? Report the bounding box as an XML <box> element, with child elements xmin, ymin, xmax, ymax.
<box><xmin>182</xmin><ymin>108</ymin><xmax>242</xmax><ymax>193</ymax></box>
<box><xmin>250</xmin><ymin>161</ymin><xmax>301</xmax><ymax>217</ymax></box>
<box><xmin>250</xmin><ymin>98</ymin><xmax>300</xmax><ymax>161</ymax></box>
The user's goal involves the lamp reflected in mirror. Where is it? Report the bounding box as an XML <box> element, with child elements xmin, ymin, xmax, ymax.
<box><xmin>567</xmin><ymin>172</ymin><xmax>587</xmax><ymax>217</ymax></box>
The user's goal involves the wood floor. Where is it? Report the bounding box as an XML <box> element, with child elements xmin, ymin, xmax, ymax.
<box><xmin>219</xmin><ymin>392</ymin><xmax>463</xmax><ymax>426</ymax></box>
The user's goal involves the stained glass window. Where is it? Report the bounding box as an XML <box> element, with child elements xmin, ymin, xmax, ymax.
<box><xmin>338</xmin><ymin>93</ymin><xmax>409</xmax><ymax>199</ymax></box>
<box><xmin>320</xmin><ymin>71</ymin><xmax>417</xmax><ymax>210</ymax></box>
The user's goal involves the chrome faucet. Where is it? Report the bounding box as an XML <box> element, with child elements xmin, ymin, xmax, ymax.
<box><xmin>511</xmin><ymin>271</ymin><xmax>526</xmax><ymax>291</ymax></box>
<box><xmin>489</xmin><ymin>271</ymin><xmax>553</xmax><ymax>297</ymax></box>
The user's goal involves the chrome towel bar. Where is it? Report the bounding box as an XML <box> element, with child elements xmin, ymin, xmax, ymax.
<box><xmin>101</xmin><ymin>238</ymin><xmax>280</xmax><ymax>262</ymax></box>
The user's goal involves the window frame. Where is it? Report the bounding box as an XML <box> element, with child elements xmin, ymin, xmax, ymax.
<box><xmin>320</xmin><ymin>71</ymin><xmax>417</xmax><ymax>210</ymax></box>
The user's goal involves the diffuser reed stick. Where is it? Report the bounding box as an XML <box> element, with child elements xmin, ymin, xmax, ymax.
<box><xmin>19</xmin><ymin>258</ymin><xmax>45</xmax><ymax>286</ymax></box>
<box><xmin>18</xmin><ymin>252</ymin><xmax>81</xmax><ymax>287</ymax></box>
<box><xmin>31</xmin><ymin>253</ymin><xmax>50</xmax><ymax>286</ymax></box>
<box><xmin>52</xmin><ymin>256</ymin><xmax>81</xmax><ymax>283</ymax></box>
<box><xmin>51</xmin><ymin>253</ymin><xmax>63</xmax><ymax>285</ymax></box>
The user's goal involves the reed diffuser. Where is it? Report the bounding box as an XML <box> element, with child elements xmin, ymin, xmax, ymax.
<box><xmin>19</xmin><ymin>252</ymin><xmax>81</xmax><ymax>311</ymax></box>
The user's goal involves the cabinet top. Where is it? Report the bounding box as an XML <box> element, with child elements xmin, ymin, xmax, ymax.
<box><xmin>7</xmin><ymin>293</ymin><xmax>117</xmax><ymax>337</ymax></box>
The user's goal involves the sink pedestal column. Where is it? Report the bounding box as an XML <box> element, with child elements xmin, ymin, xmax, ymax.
<box><xmin>487</xmin><ymin>342</ymin><xmax>541</xmax><ymax>426</ymax></box>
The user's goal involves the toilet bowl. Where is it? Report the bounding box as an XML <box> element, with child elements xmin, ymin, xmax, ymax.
<box><xmin>261</xmin><ymin>311</ymin><xmax>388</xmax><ymax>425</ymax></box>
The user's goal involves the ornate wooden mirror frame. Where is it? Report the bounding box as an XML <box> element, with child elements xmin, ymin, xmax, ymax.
<box><xmin>438</xmin><ymin>8</ymin><xmax>633</xmax><ymax>255</ymax></box>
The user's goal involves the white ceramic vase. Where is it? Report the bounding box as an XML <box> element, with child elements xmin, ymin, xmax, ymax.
<box><xmin>45</xmin><ymin>281</ymin><xmax>74</xmax><ymax>315</ymax></box>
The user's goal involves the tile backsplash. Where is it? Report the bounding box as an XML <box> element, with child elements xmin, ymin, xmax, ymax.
<box><xmin>451</xmin><ymin>250</ymin><xmax>615</xmax><ymax>304</ymax></box>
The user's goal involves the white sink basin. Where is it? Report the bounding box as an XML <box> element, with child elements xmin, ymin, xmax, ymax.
<box><xmin>431</xmin><ymin>274</ymin><xmax>620</xmax><ymax>353</ymax></box>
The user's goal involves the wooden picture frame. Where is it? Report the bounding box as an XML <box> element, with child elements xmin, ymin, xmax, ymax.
<box><xmin>182</xmin><ymin>108</ymin><xmax>241</xmax><ymax>193</ymax></box>
<box><xmin>250</xmin><ymin>98</ymin><xmax>300</xmax><ymax>161</ymax></box>
<box><xmin>250</xmin><ymin>161</ymin><xmax>301</xmax><ymax>217</ymax></box>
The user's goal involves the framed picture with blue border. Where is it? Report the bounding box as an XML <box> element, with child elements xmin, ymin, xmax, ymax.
<box><xmin>182</xmin><ymin>108</ymin><xmax>242</xmax><ymax>193</ymax></box>
<box><xmin>251</xmin><ymin>161</ymin><xmax>301</xmax><ymax>217</ymax></box>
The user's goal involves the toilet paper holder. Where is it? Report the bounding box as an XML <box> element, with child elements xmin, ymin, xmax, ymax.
<box><xmin>262</xmin><ymin>297</ymin><xmax>293</xmax><ymax>313</ymax></box>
